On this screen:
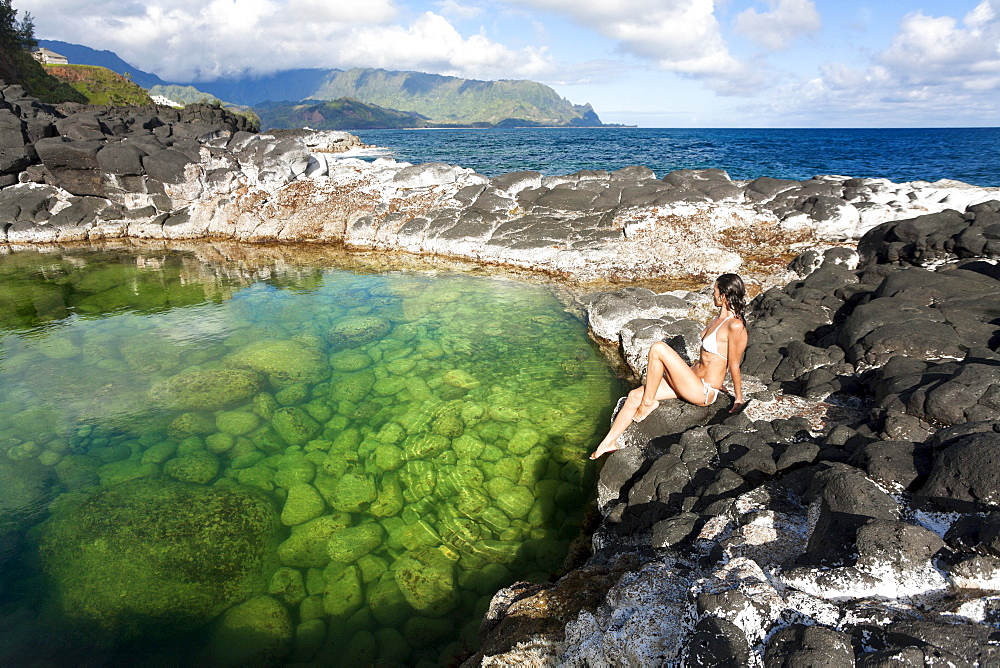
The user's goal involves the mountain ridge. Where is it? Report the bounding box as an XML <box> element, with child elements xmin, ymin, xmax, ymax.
<box><xmin>37</xmin><ymin>40</ymin><xmax>604</xmax><ymax>128</ymax></box>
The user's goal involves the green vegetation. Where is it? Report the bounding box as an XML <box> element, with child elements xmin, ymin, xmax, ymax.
<box><xmin>0</xmin><ymin>0</ymin><xmax>86</xmax><ymax>102</ymax></box>
<box><xmin>44</xmin><ymin>64</ymin><xmax>152</xmax><ymax>105</ymax></box>
<box><xmin>310</xmin><ymin>68</ymin><xmax>602</xmax><ymax>126</ymax></box>
<box><xmin>256</xmin><ymin>97</ymin><xmax>431</xmax><ymax>130</ymax></box>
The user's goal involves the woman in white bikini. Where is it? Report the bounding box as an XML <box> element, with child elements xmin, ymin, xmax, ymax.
<box><xmin>590</xmin><ymin>274</ymin><xmax>749</xmax><ymax>460</ymax></box>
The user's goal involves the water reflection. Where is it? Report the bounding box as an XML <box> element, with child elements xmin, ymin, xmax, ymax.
<box><xmin>0</xmin><ymin>243</ymin><xmax>620</xmax><ymax>666</ymax></box>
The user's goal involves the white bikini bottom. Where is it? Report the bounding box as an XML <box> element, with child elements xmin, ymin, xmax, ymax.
<box><xmin>701</xmin><ymin>378</ymin><xmax>721</xmax><ymax>405</ymax></box>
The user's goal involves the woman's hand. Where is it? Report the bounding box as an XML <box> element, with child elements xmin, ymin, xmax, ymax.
<box><xmin>728</xmin><ymin>399</ymin><xmax>749</xmax><ymax>414</ymax></box>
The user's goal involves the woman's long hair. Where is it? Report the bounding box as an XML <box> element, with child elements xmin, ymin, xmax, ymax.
<box><xmin>717</xmin><ymin>273</ymin><xmax>746</xmax><ymax>325</ymax></box>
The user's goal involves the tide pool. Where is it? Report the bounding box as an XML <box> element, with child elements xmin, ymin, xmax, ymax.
<box><xmin>0</xmin><ymin>246</ymin><xmax>620</xmax><ymax>666</ymax></box>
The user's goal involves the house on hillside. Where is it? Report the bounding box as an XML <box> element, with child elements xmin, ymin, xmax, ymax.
<box><xmin>31</xmin><ymin>48</ymin><xmax>69</xmax><ymax>65</ymax></box>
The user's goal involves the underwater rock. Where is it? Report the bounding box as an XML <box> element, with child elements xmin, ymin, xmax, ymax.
<box><xmin>327</xmin><ymin>523</ymin><xmax>385</xmax><ymax>563</ymax></box>
<box><xmin>277</xmin><ymin>513</ymin><xmax>352</xmax><ymax>568</ymax></box>
<box><xmin>149</xmin><ymin>368</ymin><xmax>264</xmax><ymax>411</ymax></box>
<box><xmin>394</xmin><ymin>546</ymin><xmax>459</xmax><ymax>617</ymax></box>
<box><xmin>38</xmin><ymin>479</ymin><xmax>280</xmax><ymax>640</ymax></box>
<box><xmin>216</xmin><ymin>410</ymin><xmax>260</xmax><ymax>436</ymax></box>
<box><xmin>208</xmin><ymin>595</ymin><xmax>293</xmax><ymax>667</ymax></box>
<box><xmin>329</xmin><ymin>348</ymin><xmax>374</xmax><ymax>372</ymax></box>
<box><xmin>323</xmin><ymin>563</ymin><xmax>364</xmax><ymax>617</ymax></box>
<box><xmin>225</xmin><ymin>339</ymin><xmax>330</xmax><ymax>388</ymax></box>
<box><xmin>327</xmin><ymin>316</ymin><xmax>392</xmax><ymax>348</ymax></box>
<box><xmin>268</xmin><ymin>567</ymin><xmax>307</xmax><ymax>607</ymax></box>
<box><xmin>271</xmin><ymin>407</ymin><xmax>322</xmax><ymax>446</ymax></box>
<box><xmin>322</xmin><ymin>471</ymin><xmax>378</xmax><ymax>513</ymax></box>
<box><xmin>280</xmin><ymin>483</ymin><xmax>326</xmax><ymax>526</ymax></box>
<box><xmin>163</xmin><ymin>451</ymin><xmax>219</xmax><ymax>484</ymax></box>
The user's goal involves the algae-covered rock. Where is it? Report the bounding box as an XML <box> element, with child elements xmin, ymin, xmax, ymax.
<box><xmin>399</xmin><ymin>461</ymin><xmax>437</xmax><ymax>503</ymax></box>
<box><xmin>96</xmin><ymin>459</ymin><xmax>158</xmax><ymax>486</ymax></box>
<box><xmin>208</xmin><ymin>595</ymin><xmax>293</xmax><ymax>667</ymax></box>
<box><xmin>373</xmin><ymin>376</ymin><xmax>407</xmax><ymax>396</ymax></box>
<box><xmin>330</xmin><ymin>348</ymin><xmax>374</xmax><ymax>372</ymax></box>
<box><xmin>507</xmin><ymin>427</ymin><xmax>541</xmax><ymax>455</ymax></box>
<box><xmin>53</xmin><ymin>454</ymin><xmax>99</xmax><ymax>490</ymax></box>
<box><xmin>216</xmin><ymin>411</ymin><xmax>260</xmax><ymax>436</ymax></box>
<box><xmin>497</xmin><ymin>485</ymin><xmax>535</xmax><ymax>520</ymax></box>
<box><xmin>280</xmin><ymin>483</ymin><xmax>326</xmax><ymax>526</ymax></box>
<box><xmin>205</xmin><ymin>432</ymin><xmax>236</xmax><ymax>454</ymax></box>
<box><xmin>323</xmin><ymin>472</ymin><xmax>377</xmax><ymax>513</ymax></box>
<box><xmin>163</xmin><ymin>451</ymin><xmax>219</xmax><ymax>485</ymax></box>
<box><xmin>277</xmin><ymin>513</ymin><xmax>352</xmax><ymax>567</ymax></box>
<box><xmin>442</xmin><ymin>369</ymin><xmax>480</xmax><ymax>389</ymax></box>
<box><xmin>370</xmin><ymin>477</ymin><xmax>405</xmax><ymax>518</ymax></box>
<box><xmin>323</xmin><ymin>564</ymin><xmax>364</xmax><ymax>617</ymax></box>
<box><xmin>404</xmin><ymin>433</ymin><xmax>451</xmax><ymax>460</ymax></box>
<box><xmin>393</xmin><ymin>547</ymin><xmax>458</xmax><ymax>617</ymax></box>
<box><xmin>327</xmin><ymin>316</ymin><xmax>391</xmax><ymax>347</ymax></box>
<box><xmin>373</xmin><ymin>444</ymin><xmax>404</xmax><ymax>471</ymax></box>
<box><xmin>225</xmin><ymin>339</ymin><xmax>330</xmax><ymax>388</ymax></box>
<box><xmin>273</xmin><ymin>457</ymin><xmax>316</xmax><ymax>489</ymax></box>
<box><xmin>39</xmin><ymin>479</ymin><xmax>279</xmax><ymax>640</ymax></box>
<box><xmin>149</xmin><ymin>369</ymin><xmax>264</xmax><ymax>411</ymax></box>
<box><xmin>330</xmin><ymin>369</ymin><xmax>377</xmax><ymax>403</ymax></box>
<box><xmin>269</xmin><ymin>567</ymin><xmax>307</xmax><ymax>606</ymax></box>
<box><xmin>275</xmin><ymin>382</ymin><xmax>310</xmax><ymax>406</ymax></box>
<box><xmin>167</xmin><ymin>412</ymin><xmax>218</xmax><ymax>437</ymax></box>
<box><xmin>327</xmin><ymin>523</ymin><xmax>385</xmax><ymax>563</ymax></box>
<box><xmin>272</xmin><ymin>407</ymin><xmax>321</xmax><ymax>446</ymax></box>
<box><xmin>368</xmin><ymin>575</ymin><xmax>414</xmax><ymax>627</ymax></box>
<box><xmin>453</xmin><ymin>434</ymin><xmax>485</xmax><ymax>459</ymax></box>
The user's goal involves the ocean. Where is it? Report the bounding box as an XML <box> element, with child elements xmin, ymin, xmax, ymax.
<box><xmin>353</xmin><ymin>127</ymin><xmax>1000</xmax><ymax>187</ymax></box>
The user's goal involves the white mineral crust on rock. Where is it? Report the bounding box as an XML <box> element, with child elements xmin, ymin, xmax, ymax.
<box><xmin>559</xmin><ymin>562</ymin><xmax>695</xmax><ymax>666</ymax></box>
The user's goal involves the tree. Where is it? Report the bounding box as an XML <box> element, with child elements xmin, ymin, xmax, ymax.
<box><xmin>0</xmin><ymin>0</ymin><xmax>36</xmax><ymax>53</ymax></box>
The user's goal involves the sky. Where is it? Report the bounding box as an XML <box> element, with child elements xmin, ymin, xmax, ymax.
<box><xmin>20</xmin><ymin>0</ymin><xmax>1000</xmax><ymax>127</ymax></box>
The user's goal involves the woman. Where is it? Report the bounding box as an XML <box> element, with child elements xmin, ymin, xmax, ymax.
<box><xmin>590</xmin><ymin>274</ymin><xmax>749</xmax><ymax>460</ymax></box>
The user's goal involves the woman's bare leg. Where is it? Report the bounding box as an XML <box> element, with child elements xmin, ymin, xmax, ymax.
<box><xmin>590</xmin><ymin>388</ymin><xmax>643</xmax><ymax>459</ymax></box>
<box><xmin>590</xmin><ymin>381</ymin><xmax>677</xmax><ymax>460</ymax></box>
<box><xmin>634</xmin><ymin>341</ymin><xmax>709</xmax><ymax>421</ymax></box>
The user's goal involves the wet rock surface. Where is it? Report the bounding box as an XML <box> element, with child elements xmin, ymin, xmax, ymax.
<box><xmin>475</xmin><ymin>208</ymin><xmax>1000</xmax><ymax>665</ymax></box>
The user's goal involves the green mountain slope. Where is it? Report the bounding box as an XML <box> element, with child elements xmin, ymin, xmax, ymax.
<box><xmin>311</xmin><ymin>68</ymin><xmax>602</xmax><ymax>126</ymax></box>
<box><xmin>256</xmin><ymin>97</ymin><xmax>431</xmax><ymax>130</ymax></box>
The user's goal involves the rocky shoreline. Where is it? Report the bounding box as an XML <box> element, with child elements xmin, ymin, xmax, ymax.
<box><xmin>4</xmin><ymin>84</ymin><xmax>1000</xmax><ymax>665</ymax></box>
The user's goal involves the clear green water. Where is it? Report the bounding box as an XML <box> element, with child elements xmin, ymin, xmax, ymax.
<box><xmin>0</xmin><ymin>247</ymin><xmax>619</xmax><ymax>666</ymax></box>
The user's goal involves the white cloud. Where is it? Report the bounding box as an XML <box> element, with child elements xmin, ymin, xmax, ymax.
<box><xmin>752</xmin><ymin>0</ymin><xmax>1000</xmax><ymax>126</ymax></box>
<box><xmin>734</xmin><ymin>0</ymin><xmax>822</xmax><ymax>51</ymax></box>
<box><xmin>510</xmin><ymin>0</ymin><xmax>759</xmax><ymax>93</ymax></box>
<box><xmin>339</xmin><ymin>12</ymin><xmax>552</xmax><ymax>78</ymax></box>
<box><xmin>22</xmin><ymin>0</ymin><xmax>550</xmax><ymax>81</ymax></box>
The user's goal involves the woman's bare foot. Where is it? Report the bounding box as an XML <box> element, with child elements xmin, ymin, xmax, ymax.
<box><xmin>632</xmin><ymin>400</ymin><xmax>659</xmax><ymax>423</ymax></box>
<box><xmin>589</xmin><ymin>440</ymin><xmax>620</xmax><ymax>460</ymax></box>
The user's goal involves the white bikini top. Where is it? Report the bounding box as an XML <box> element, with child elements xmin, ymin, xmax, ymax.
<box><xmin>701</xmin><ymin>315</ymin><xmax>733</xmax><ymax>360</ymax></box>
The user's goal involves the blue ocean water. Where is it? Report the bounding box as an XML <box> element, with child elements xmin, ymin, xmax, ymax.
<box><xmin>354</xmin><ymin>127</ymin><xmax>1000</xmax><ymax>187</ymax></box>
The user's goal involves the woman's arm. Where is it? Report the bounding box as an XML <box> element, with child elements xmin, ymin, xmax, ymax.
<box><xmin>727</xmin><ymin>321</ymin><xmax>748</xmax><ymax>407</ymax></box>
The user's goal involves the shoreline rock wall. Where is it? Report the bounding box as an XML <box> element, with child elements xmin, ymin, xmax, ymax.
<box><xmin>471</xmin><ymin>202</ymin><xmax>1000</xmax><ymax>666</ymax></box>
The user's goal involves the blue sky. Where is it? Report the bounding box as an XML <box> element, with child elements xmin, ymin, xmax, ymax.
<box><xmin>22</xmin><ymin>0</ymin><xmax>1000</xmax><ymax>127</ymax></box>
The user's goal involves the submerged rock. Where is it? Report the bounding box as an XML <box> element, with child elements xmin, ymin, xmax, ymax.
<box><xmin>148</xmin><ymin>368</ymin><xmax>264</xmax><ymax>411</ymax></box>
<box><xmin>39</xmin><ymin>479</ymin><xmax>280</xmax><ymax>641</ymax></box>
<box><xmin>224</xmin><ymin>339</ymin><xmax>330</xmax><ymax>388</ymax></box>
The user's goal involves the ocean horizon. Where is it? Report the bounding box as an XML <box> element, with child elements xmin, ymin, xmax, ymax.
<box><xmin>354</xmin><ymin>127</ymin><xmax>1000</xmax><ymax>188</ymax></box>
